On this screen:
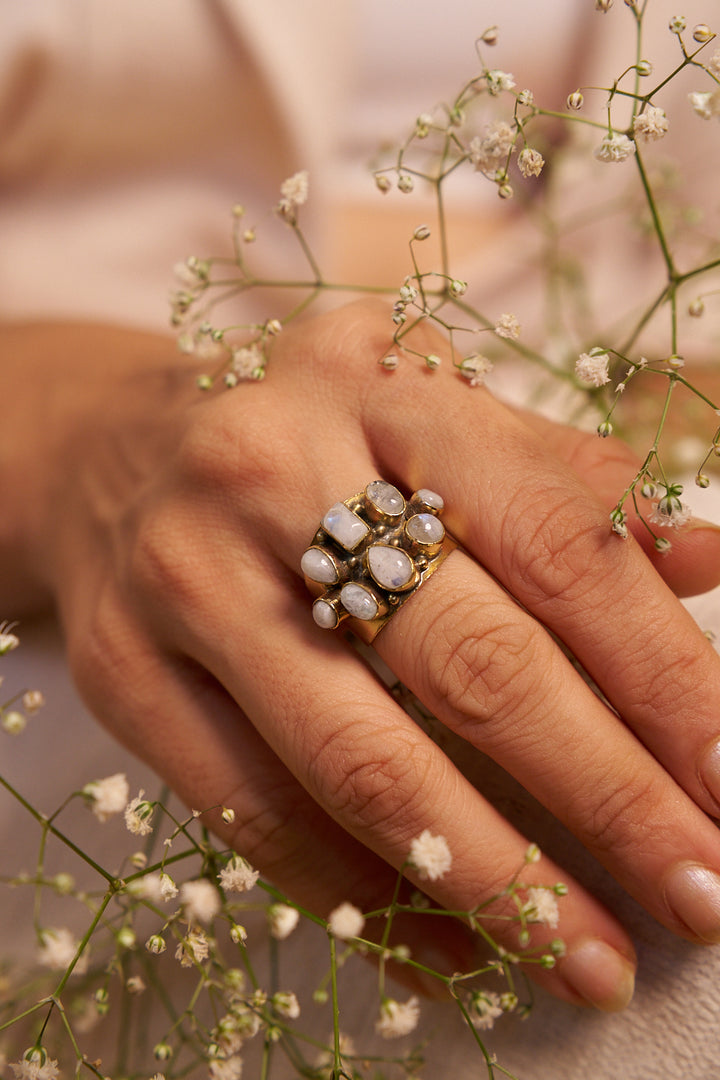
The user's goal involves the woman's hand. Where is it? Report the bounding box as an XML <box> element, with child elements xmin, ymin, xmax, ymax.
<box><xmin>3</xmin><ymin>301</ymin><xmax>720</xmax><ymax>1012</ymax></box>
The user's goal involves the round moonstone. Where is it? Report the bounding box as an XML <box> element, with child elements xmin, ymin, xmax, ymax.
<box><xmin>416</xmin><ymin>488</ymin><xmax>444</xmax><ymax>511</ymax></box>
<box><xmin>367</xmin><ymin>545</ymin><xmax>414</xmax><ymax>590</ymax></box>
<box><xmin>301</xmin><ymin>547</ymin><xmax>338</xmax><ymax>584</ymax></box>
<box><xmin>340</xmin><ymin>582</ymin><xmax>379</xmax><ymax>621</ymax></box>
<box><xmin>312</xmin><ymin>599</ymin><xmax>338</xmax><ymax>629</ymax></box>
<box><xmin>322</xmin><ymin>502</ymin><xmax>370</xmax><ymax>551</ymax></box>
<box><xmin>406</xmin><ymin>513</ymin><xmax>445</xmax><ymax>545</ymax></box>
<box><xmin>366</xmin><ymin>480</ymin><xmax>405</xmax><ymax>517</ymax></box>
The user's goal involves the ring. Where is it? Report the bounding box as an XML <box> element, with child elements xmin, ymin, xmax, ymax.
<box><xmin>301</xmin><ymin>480</ymin><xmax>458</xmax><ymax>643</ymax></box>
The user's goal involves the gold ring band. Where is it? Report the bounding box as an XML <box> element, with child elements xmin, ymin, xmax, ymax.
<box><xmin>301</xmin><ymin>481</ymin><xmax>457</xmax><ymax>643</ymax></box>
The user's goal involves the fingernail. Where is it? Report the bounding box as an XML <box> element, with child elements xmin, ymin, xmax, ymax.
<box><xmin>697</xmin><ymin>738</ymin><xmax>720</xmax><ymax>810</ymax></box>
<box><xmin>663</xmin><ymin>863</ymin><xmax>720</xmax><ymax>943</ymax></box>
<box><xmin>560</xmin><ymin>939</ymin><xmax>635</xmax><ymax>1012</ymax></box>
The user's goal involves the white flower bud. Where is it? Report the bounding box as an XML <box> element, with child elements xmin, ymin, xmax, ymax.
<box><xmin>379</xmin><ymin>354</ymin><xmax>399</xmax><ymax>370</ymax></box>
<box><xmin>636</xmin><ymin>59</ymin><xmax>653</xmax><ymax>76</ymax></box>
<box><xmin>221</xmin><ymin>806</ymin><xmax>236</xmax><ymax>824</ymax></box>
<box><xmin>693</xmin><ymin>24</ymin><xmax>714</xmax><ymax>43</ymax></box>
<box><xmin>567</xmin><ymin>90</ymin><xmax>584</xmax><ymax>110</ymax></box>
<box><xmin>375</xmin><ymin>174</ymin><xmax>391</xmax><ymax>193</ymax></box>
<box><xmin>425</xmin><ymin>354</ymin><xmax>442</xmax><ymax>370</ymax></box>
<box><xmin>413</xmin><ymin>224</ymin><xmax>431</xmax><ymax>240</ymax></box>
<box><xmin>669</xmin><ymin>16</ymin><xmax>687</xmax><ymax>34</ymax></box>
<box><xmin>595</xmin><ymin>0</ymin><xmax>613</xmax><ymax>11</ymax></box>
<box><xmin>696</xmin><ymin>474</ymin><xmax>711</xmax><ymax>488</ymax></box>
<box><xmin>597</xmin><ymin>420</ymin><xmax>614</xmax><ymax>438</ymax></box>
<box><xmin>689</xmin><ymin>298</ymin><xmax>705</xmax><ymax>317</ymax></box>
<box><xmin>2</xmin><ymin>710</ymin><xmax>26</xmax><ymax>735</ymax></box>
<box><xmin>397</xmin><ymin>173</ymin><xmax>414</xmax><ymax>193</ymax></box>
<box><xmin>481</xmin><ymin>26</ymin><xmax>498</xmax><ymax>46</ymax></box>
<box><xmin>498</xmin><ymin>182</ymin><xmax>514</xmax><ymax>199</ymax></box>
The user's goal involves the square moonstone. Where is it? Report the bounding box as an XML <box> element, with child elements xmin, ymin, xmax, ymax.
<box><xmin>322</xmin><ymin>502</ymin><xmax>370</xmax><ymax>551</ymax></box>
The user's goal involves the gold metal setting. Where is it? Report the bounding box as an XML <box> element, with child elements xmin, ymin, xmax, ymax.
<box><xmin>301</xmin><ymin>481</ymin><xmax>457</xmax><ymax>643</ymax></box>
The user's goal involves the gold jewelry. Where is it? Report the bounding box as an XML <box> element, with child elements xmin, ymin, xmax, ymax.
<box><xmin>302</xmin><ymin>481</ymin><xmax>457</xmax><ymax>643</ymax></box>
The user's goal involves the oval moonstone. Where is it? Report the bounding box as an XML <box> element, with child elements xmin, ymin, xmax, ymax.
<box><xmin>312</xmin><ymin>599</ymin><xmax>339</xmax><ymax>629</ymax></box>
<box><xmin>416</xmin><ymin>488</ymin><xmax>444</xmax><ymax>511</ymax></box>
<box><xmin>301</xmin><ymin>547</ymin><xmax>338</xmax><ymax>584</ymax></box>
<box><xmin>366</xmin><ymin>480</ymin><xmax>405</xmax><ymax>517</ymax></box>
<box><xmin>406</xmin><ymin>513</ymin><xmax>445</xmax><ymax>545</ymax></box>
<box><xmin>367</xmin><ymin>544</ymin><xmax>414</xmax><ymax>590</ymax></box>
<box><xmin>340</xmin><ymin>582</ymin><xmax>379</xmax><ymax>621</ymax></box>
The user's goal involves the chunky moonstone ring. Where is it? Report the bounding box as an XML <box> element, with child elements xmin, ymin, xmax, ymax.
<box><xmin>301</xmin><ymin>481</ymin><xmax>458</xmax><ymax>643</ymax></box>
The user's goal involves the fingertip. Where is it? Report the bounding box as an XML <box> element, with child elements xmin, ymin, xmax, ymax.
<box><xmin>557</xmin><ymin>937</ymin><xmax>636</xmax><ymax>1012</ymax></box>
<box><xmin>631</xmin><ymin>519</ymin><xmax>720</xmax><ymax>597</ymax></box>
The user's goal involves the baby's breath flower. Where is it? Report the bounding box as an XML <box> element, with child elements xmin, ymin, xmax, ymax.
<box><xmin>469</xmin><ymin>121</ymin><xmax>515</xmax><ymax>172</ymax></box>
<box><xmin>154</xmin><ymin>1042</ymin><xmax>173</xmax><ymax>1062</ymax></box>
<box><xmin>209</xmin><ymin>1056</ymin><xmax>244</xmax><ymax>1080</ymax></box>
<box><xmin>655</xmin><ymin>536</ymin><xmax>673</xmax><ymax>554</ymax></box>
<box><xmin>633</xmin><ymin>105</ymin><xmax>669</xmax><ymax>141</ymax></box>
<box><xmin>126</xmin><ymin>975</ymin><xmax>146</xmax><ymax>994</ymax></box>
<box><xmin>375</xmin><ymin>996</ymin><xmax>420</xmax><ymax>1039</ymax></box>
<box><xmin>117</xmin><ymin>926</ymin><xmax>137</xmax><ymax>950</ymax></box>
<box><xmin>689</xmin><ymin>297</ymin><xmax>705</xmax><ymax>316</ymax></box>
<box><xmin>83</xmin><ymin>772</ymin><xmax>129</xmax><ymax>823</ymax></box>
<box><xmin>425</xmin><ymin>354</ymin><xmax>441</xmax><ymax>370</ymax></box>
<box><xmin>481</xmin><ymin>26</ymin><xmax>498</xmax><ymax>46</ymax></box>
<box><xmin>397</xmin><ymin>173</ymin><xmax>414</xmax><ymax>193</ymax></box>
<box><xmin>636</xmin><ymin>59</ymin><xmax>653</xmax><ymax>77</ymax></box>
<box><xmin>379</xmin><ymin>354</ymin><xmax>399</xmax><ymax>370</ymax></box>
<box><xmin>495</xmin><ymin>312</ymin><xmax>520</xmax><ymax>339</ymax></box>
<box><xmin>594</xmin><ymin>132</ymin><xmax>636</xmax><ymax>163</ymax></box>
<box><xmin>230</xmin><ymin>923</ymin><xmax>248</xmax><ymax>944</ymax></box>
<box><xmin>567</xmin><ymin>90</ymin><xmax>584</xmax><ymax>110</ymax></box>
<box><xmin>693</xmin><ymin>24</ymin><xmax>714</xmax><ymax>43</ymax></box>
<box><xmin>268</xmin><ymin>903</ymin><xmax>300</xmax><ymax>940</ymax></box>
<box><xmin>469</xmin><ymin>990</ymin><xmax>503</xmax><ymax>1031</ymax></box>
<box><xmin>124</xmin><ymin>792</ymin><xmax>154</xmax><ymax>836</ymax></box>
<box><xmin>696</xmin><ymin>473</ymin><xmax>711</xmax><ymax>488</ymax></box>
<box><xmin>37</xmin><ymin>928</ymin><xmax>87</xmax><ymax>974</ymax></box>
<box><xmin>460</xmin><ymin>353</ymin><xmax>494</xmax><ymax>387</ymax></box>
<box><xmin>523</xmin><ymin>887</ymin><xmax>560</xmax><ymax>928</ymax></box>
<box><xmin>146</xmin><ymin>934</ymin><xmax>166</xmax><ymax>955</ymax></box>
<box><xmin>708</xmin><ymin>49</ymin><xmax>720</xmax><ymax>78</ymax></box>
<box><xmin>276</xmin><ymin>170</ymin><xmax>309</xmax><ymax>219</ymax></box>
<box><xmin>272</xmin><ymin>990</ymin><xmax>300</xmax><ymax>1019</ymax></box>
<box><xmin>218</xmin><ymin>855</ymin><xmax>260</xmax><ymax>894</ymax></box>
<box><xmin>517</xmin><ymin>89</ymin><xmax>534</xmax><ymax>106</ymax></box>
<box><xmin>10</xmin><ymin>1049</ymin><xmax>60</xmax><ymax>1080</ymax></box>
<box><xmin>518</xmin><ymin>147</ymin><xmax>544</xmax><ymax>178</ymax></box>
<box><xmin>22</xmin><ymin>690</ymin><xmax>45</xmax><ymax>713</ymax></box>
<box><xmin>575</xmin><ymin>348</ymin><xmax>610</xmax><ymax>387</ymax></box>
<box><xmin>180</xmin><ymin>879</ymin><xmax>221</xmax><ymax>924</ymax></box>
<box><xmin>650</xmin><ymin>489</ymin><xmax>692</xmax><ymax>528</ymax></box>
<box><xmin>415</xmin><ymin>112</ymin><xmax>434</xmax><ymax>138</ymax></box>
<box><xmin>175</xmin><ymin>928</ymin><xmax>210</xmax><ymax>967</ymax></box>
<box><xmin>408</xmin><ymin>830</ymin><xmax>452</xmax><ymax>881</ymax></box>
<box><xmin>525</xmin><ymin>843</ymin><xmax>541</xmax><ymax>864</ymax></box>
<box><xmin>2</xmin><ymin>710</ymin><xmax>26</xmax><ymax>735</ymax></box>
<box><xmin>413</xmin><ymin>224</ymin><xmax>431</xmax><ymax>241</ymax></box>
<box><xmin>598</xmin><ymin>420</ymin><xmax>614</xmax><ymax>437</ymax></box>
<box><xmin>327</xmin><ymin>902</ymin><xmax>365</xmax><ymax>940</ymax></box>
<box><xmin>375</xmin><ymin>174</ymin><xmax>391</xmax><ymax>193</ymax></box>
<box><xmin>449</xmin><ymin>279</ymin><xmax>467</xmax><ymax>297</ymax></box>
<box><xmin>669</xmin><ymin>15</ymin><xmax>686</xmax><ymax>33</ymax></box>
<box><xmin>0</xmin><ymin>625</ymin><xmax>20</xmax><ymax>655</ymax></box>
<box><xmin>595</xmin><ymin>0</ymin><xmax>613</xmax><ymax>10</ymax></box>
<box><xmin>231</xmin><ymin>344</ymin><xmax>264</xmax><ymax>381</ymax></box>
<box><xmin>486</xmin><ymin>69</ymin><xmax>516</xmax><ymax>95</ymax></box>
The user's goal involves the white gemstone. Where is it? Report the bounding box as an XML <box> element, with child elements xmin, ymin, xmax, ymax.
<box><xmin>406</xmin><ymin>513</ymin><xmax>445</xmax><ymax>545</ymax></box>
<box><xmin>416</xmin><ymin>488</ymin><xmax>444</xmax><ymax>511</ymax></box>
<box><xmin>322</xmin><ymin>502</ymin><xmax>370</xmax><ymax>551</ymax></box>
<box><xmin>367</xmin><ymin>545</ymin><xmax>414</xmax><ymax>590</ymax></box>
<box><xmin>312</xmin><ymin>599</ymin><xmax>338</xmax><ymax>629</ymax></box>
<box><xmin>366</xmin><ymin>480</ymin><xmax>405</xmax><ymax>517</ymax></box>
<box><xmin>340</xmin><ymin>583</ymin><xmax>379</xmax><ymax>620</ymax></box>
<box><xmin>301</xmin><ymin>547</ymin><xmax>338</xmax><ymax>584</ymax></box>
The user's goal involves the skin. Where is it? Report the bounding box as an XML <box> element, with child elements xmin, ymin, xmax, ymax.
<box><xmin>2</xmin><ymin>300</ymin><xmax>720</xmax><ymax>1011</ymax></box>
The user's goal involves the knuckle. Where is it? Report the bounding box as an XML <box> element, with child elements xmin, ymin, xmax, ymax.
<box><xmin>573</xmin><ymin>771</ymin><xmax>665</xmax><ymax>857</ymax></box>
<box><xmin>423</xmin><ymin>597</ymin><xmax>547</xmax><ymax>733</ymax></box>
<box><xmin>503</xmin><ymin>489</ymin><xmax>609</xmax><ymax>606</ymax></box>
<box><xmin>307</xmin><ymin>721</ymin><xmax>434</xmax><ymax>835</ymax></box>
<box><xmin>67</xmin><ymin>586</ymin><xmax>136</xmax><ymax>714</ymax></box>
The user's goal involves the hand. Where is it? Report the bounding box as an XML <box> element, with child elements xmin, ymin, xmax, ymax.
<box><xmin>4</xmin><ymin>302</ymin><xmax>720</xmax><ymax>1012</ymax></box>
